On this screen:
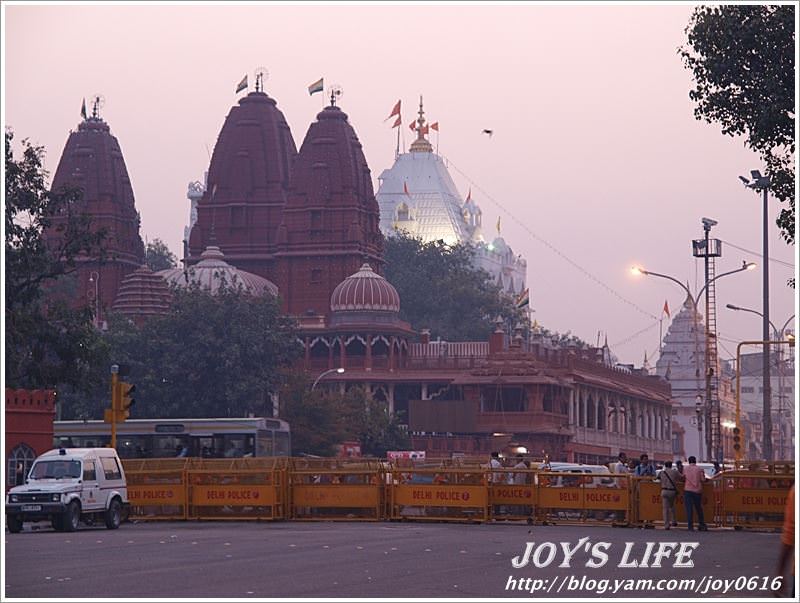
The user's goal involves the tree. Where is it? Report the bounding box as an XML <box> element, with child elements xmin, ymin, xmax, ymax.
<box><xmin>383</xmin><ymin>232</ymin><xmax>527</xmax><ymax>341</ymax></box>
<box><xmin>278</xmin><ymin>372</ymin><xmax>353</xmax><ymax>456</ymax></box>
<box><xmin>345</xmin><ymin>391</ymin><xmax>410</xmax><ymax>457</ymax></box>
<box><xmin>5</xmin><ymin>130</ymin><xmax>107</xmax><ymax>389</ymax></box>
<box><xmin>681</xmin><ymin>5</ymin><xmax>795</xmax><ymax>254</ymax></box>
<box><xmin>145</xmin><ymin>238</ymin><xmax>177</xmax><ymax>271</ymax></box>
<box><xmin>60</xmin><ymin>280</ymin><xmax>301</xmax><ymax>420</ymax></box>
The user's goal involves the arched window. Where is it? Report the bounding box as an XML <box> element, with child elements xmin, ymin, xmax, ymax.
<box><xmin>7</xmin><ymin>443</ymin><xmax>36</xmax><ymax>488</ymax></box>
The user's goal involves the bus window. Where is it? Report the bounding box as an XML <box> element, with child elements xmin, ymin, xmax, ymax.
<box><xmin>275</xmin><ymin>432</ymin><xmax>290</xmax><ymax>456</ymax></box>
<box><xmin>257</xmin><ymin>430</ymin><xmax>274</xmax><ymax>456</ymax></box>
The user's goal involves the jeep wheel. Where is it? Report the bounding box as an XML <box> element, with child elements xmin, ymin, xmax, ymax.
<box><xmin>63</xmin><ymin>500</ymin><xmax>81</xmax><ymax>532</ymax></box>
<box><xmin>105</xmin><ymin>498</ymin><xmax>122</xmax><ymax>530</ymax></box>
<box><xmin>7</xmin><ymin>515</ymin><xmax>23</xmax><ymax>533</ymax></box>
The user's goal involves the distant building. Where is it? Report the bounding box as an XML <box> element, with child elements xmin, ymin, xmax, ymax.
<box><xmin>737</xmin><ymin>349</ymin><xmax>795</xmax><ymax>460</ymax></box>
<box><xmin>375</xmin><ymin>98</ymin><xmax>527</xmax><ymax>298</ymax></box>
<box><xmin>6</xmin><ymin>389</ymin><xmax>56</xmax><ymax>491</ymax></box>
<box><xmin>655</xmin><ymin>295</ymin><xmax>739</xmax><ymax>461</ymax></box>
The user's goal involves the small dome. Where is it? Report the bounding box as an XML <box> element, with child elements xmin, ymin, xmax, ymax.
<box><xmin>112</xmin><ymin>265</ymin><xmax>173</xmax><ymax>321</ymax></box>
<box><xmin>158</xmin><ymin>246</ymin><xmax>279</xmax><ymax>296</ymax></box>
<box><xmin>330</xmin><ymin>263</ymin><xmax>400</xmax><ymax>313</ymax></box>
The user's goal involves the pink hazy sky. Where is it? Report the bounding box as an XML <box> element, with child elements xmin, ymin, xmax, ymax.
<box><xmin>4</xmin><ymin>3</ymin><xmax>796</xmax><ymax>365</ymax></box>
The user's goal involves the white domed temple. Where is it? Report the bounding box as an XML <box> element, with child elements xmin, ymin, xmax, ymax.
<box><xmin>375</xmin><ymin>98</ymin><xmax>527</xmax><ymax>298</ymax></box>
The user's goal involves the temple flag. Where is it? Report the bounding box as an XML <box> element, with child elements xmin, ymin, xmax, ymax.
<box><xmin>409</xmin><ymin>121</ymin><xmax>416</xmax><ymax>132</ymax></box>
<box><xmin>496</xmin><ymin>215</ymin><xmax>501</xmax><ymax>234</ymax></box>
<box><xmin>663</xmin><ymin>300</ymin><xmax>670</xmax><ymax>318</ymax></box>
<box><xmin>430</xmin><ymin>122</ymin><xmax>439</xmax><ymax>131</ymax></box>
<box><xmin>80</xmin><ymin>98</ymin><xmax>87</xmax><ymax>119</ymax></box>
<box><xmin>516</xmin><ymin>288</ymin><xmax>530</xmax><ymax>309</ymax></box>
<box><xmin>403</xmin><ymin>181</ymin><xmax>410</xmax><ymax>196</ymax></box>
<box><xmin>236</xmin><ymin>75</ymin><xmax>248</xmax><ymax>93</ymax></box>
<box><xmin>308</xmin><ymin>77</ymin><xmax>324</xmax><ymax>95</ymax></box>
<box><xmin>386</xmin><ymin>99</ymin><xmax>401</xmax><ymax>120</ymax></box>
<box><xmin>392</xmin><ymin>115</ymin><xmax>401</xmax><ymax>128</ymax></box>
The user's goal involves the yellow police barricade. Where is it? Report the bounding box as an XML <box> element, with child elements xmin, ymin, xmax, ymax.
<box><xmin>488</xmin><ymin>468</ymin><xmax>537</xmax><ymax>523</ymax></box>
<box><xmin>537</xmin><ymin>471</ymin><xmax>631</xmax><ymax>526</ymax></box>
<box><xmin>634</xmin><ymin>477</ymin><xmax>719</xmax><ymax>528</ymax></box>
<box><xmin>389</xmin><ymin>467</ymin><xmax>488</xmax><ymax>522</ymax></box>
<box><xmin>124</xmin><ymin>468</ymin><xmax>188</xmax><ymax>521</ymax></box>
<box><xmin>187</xmin><ymin>461</ymin><xmax>286</xmax><ymax>521</ymax></box>
<box><xmin>719</xmin><ymin>472</ymin><xmax>792</xmax><ymax>530</ymax></box>
<box><xmin>289</xmin><ymin>458</ymin><xmax>384</xmax><ymax>520</ymax></box>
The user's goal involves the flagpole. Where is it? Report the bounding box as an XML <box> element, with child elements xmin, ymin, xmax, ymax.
<box><xmin>396</xmin><ymin>124</ymin><xmax>400</xmax><ymax>160</ymax></box>
<box><xmin>659</xmin><ymin>317</ymin><xmax>663</xmax><ymax>355</ymax></box>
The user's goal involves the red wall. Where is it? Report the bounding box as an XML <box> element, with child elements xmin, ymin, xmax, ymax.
<box><xmin>5</xmin><ymin>388</ymin><xmax>56</xmax><ymax>464</ymax></box>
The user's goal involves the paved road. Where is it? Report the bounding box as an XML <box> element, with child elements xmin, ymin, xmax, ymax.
<box><xmin>4</xmin><ymin>521</ymin><xmax>788</xmax><ymax>598</ymax></box>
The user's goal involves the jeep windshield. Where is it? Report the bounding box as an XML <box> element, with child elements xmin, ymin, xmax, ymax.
<box><xmin>28</xmin><ymin>460</ymin><xmax>82</xmax><ymax>479</ymax></box>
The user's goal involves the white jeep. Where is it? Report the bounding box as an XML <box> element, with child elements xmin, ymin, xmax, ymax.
<box><xmin>5</xmin><ymin>448</ymin><xmax>129</xmax><ymax>533</ymax></box>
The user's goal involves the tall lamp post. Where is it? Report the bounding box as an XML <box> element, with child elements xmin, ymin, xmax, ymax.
<box><xmin>88</xmin><ymin>271</ymin><xmax>100</xmax><ymax>328</ymax></box>
<box><xmin>739</xmin><ymin>170</ymin><xmax>773</xmax><ymax>459</ymax></box>
<box><xmin>632</xmin><ymin>261</ymin><xmax>756</xmax><ymax>460</ymax></box>
<box><xmin>727</xmin><ymin>304</ymin><xmax>795</xmax><ymax>459</ymax></box>
<box><xmin>312</xmin><ymin>367</ymin><xmax>345</xmax><ymax>391</ymax></box>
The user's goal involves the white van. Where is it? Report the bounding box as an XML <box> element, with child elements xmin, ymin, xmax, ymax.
<box><xmin>5</xmin><ymin>448</ymin><xmax>128</xmax><ymax>533</ymax></box>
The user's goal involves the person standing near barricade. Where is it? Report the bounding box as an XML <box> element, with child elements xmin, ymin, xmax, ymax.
<box><xmin>659</xmin><ymin>461</ymin><xmax>680</xmax><ymax>530</ymax></box>
<box><xmin>682</xmin><ymin>456</ymin><xmax>708</xmax><ymax>531</ymax></box>
<box><xmin>489</xmin><ymin>452</ymin><xmax>503</xmax><ymax>483</ymax></box>
<box><xmin>635</xmin><ymin>454</ymin><xmax>656</xmax><ymax>477</ymax></box>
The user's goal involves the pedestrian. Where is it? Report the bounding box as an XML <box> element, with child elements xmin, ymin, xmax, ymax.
<box><xmin>681</xmin><ymin>456</ymin><xmax>708</xmax><ymax>531</ymax></box>
<box><xmin>659</xmin><ymin>460</ymin><xmax>680</xmax><ymax>530</ymax></box>
<box><xmin>612</xmin><ymin>452</ymin><xmax>629</xmax><ymax>474</ymax></box>
<box><xmin>676</xmin><ymin>460</ymin><xmax>684</xmax><ymax>475</ymax></box>
<box><xmin>489</xmin><ymin>451</ymin><xmax>503</xmax><ymax>483</ymax></box>
<box><xmin>775</xmin><ymin>485</ymin><xmax>794</xmax><ymax>597</ymax></box>
<box><xmin>635</xmin><ymin>454</ymin><xmax>656</xmax><ymax>477</ymax></box>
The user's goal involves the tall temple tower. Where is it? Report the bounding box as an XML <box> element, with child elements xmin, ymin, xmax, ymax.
<box><xmin>375</xmin><ymin>97</ymin><xmax>527</xmax><ymax>297</ymax></box>
<box><xmin>187</xmin><ymin>75</ymin><xmax>297</xmax><ymax>280</ymax></box>
<box><xmin>275</xmin><ymin>90</ymin><xmax>384</xmax><ymax>319</ymax></box>
<box><xmin>47</xmin><ymin>96</ymin><xmax>145</xmax><ymax>324</ymax></box>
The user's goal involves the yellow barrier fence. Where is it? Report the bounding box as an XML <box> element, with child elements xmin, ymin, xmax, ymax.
<box><xmin>718</xmin><ymin>472</ymin><xmax>793</xmax><ymax>530</ymax></box>
<box><xmin>125</xmin><ymin>468</ymin><xmax>188</xmax><ymax>521</ymax></box>
<box><xmin>119</xmin><ymin>458</ymin><xmax>792</xmax><ymax>528</ymax></box>
<box><xmin>632</xmin><ymin>478</ymin><xmax>717</xmax><ymax>528</ymax></box>
<box><xmin>187</xmin><ymin>468</ymin><xmax>285</xmax><ymax>521</ymax></box>
<box><xmin>389</xmin><ymin>468</ymin><xmax>489</xmax><ymax>522</ymax></box>
<box><xmin>535</xmin><ymin>472</ymin><xmax>631</xmax><ymax>526</ymax></box>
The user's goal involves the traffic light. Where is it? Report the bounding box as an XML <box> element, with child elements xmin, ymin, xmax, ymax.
<box><xmin>733</xmin><ymin>426</ymin><xmax>742</xmax><ymax>452</ymax></box>
<box><xmin>117</xmin><ymin>381</ymin><xmax>136</xmax><ymax>421</ymax></box>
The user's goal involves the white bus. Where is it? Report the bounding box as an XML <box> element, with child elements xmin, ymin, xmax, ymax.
<box><xmin>53</xmin><ymin>417</ymin><xmax>291</xmax><ymax>459</ymax></box>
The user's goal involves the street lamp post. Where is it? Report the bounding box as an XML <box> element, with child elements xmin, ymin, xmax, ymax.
<box><xmin>311</xmin><ymin>367</ymin><xmax>345</xmax><ymax>391</ymax></box>
<box><xmin>695</xmin><ymin>395</ymin><xmax>704</xmax><ymax>459</ymax></box>
<box><xmin>727</xmin><ymin>304</ymin><xmax>795</xmax><ymax>459</ymax></box>
<box><xmin>88</xmin><ymin>271</ymin><xmax>100</xmax><ymax>328</ymax></box>
<box><xmin>739</xmin><ymin>170</ymin><xmax>773</xmax><ymax>460</ymax></box>
<box><xmin>631</xmin><ymin>261</ymin><xmax>756</xmax><ymax>461</ymax></box>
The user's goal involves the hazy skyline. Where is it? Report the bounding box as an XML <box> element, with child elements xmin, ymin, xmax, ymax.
<box><xmin>4</xmin><ymin>3</ymin><xmax>796</xmax><ymax>365</ymax></box>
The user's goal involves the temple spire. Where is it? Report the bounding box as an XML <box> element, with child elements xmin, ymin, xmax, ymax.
<box><xmin>409</xmin><ymin>95</ymin><xmax>433</xmax><ymax>153</ymax></box>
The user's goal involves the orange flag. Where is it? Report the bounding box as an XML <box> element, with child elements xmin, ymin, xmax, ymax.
<box><xmin>386</xmin><ymin>99</ymin><xmax>401</xmax><ymax>121</ymax></box>
<box><xmin>409</xmin><ymin>121</ymin><xmax>416</xmax><ymax>132</ymax></box>
<box><xmin>421</xmin><ymin>125</ymin><xmax>429</xmax><ymax>135</ymax></box>
<box><xmin>392</xmin><ymin>115</ymin><xmax>401</xmax><ymax>128</ymax></box>
<box><xmin>430</xmin><ymin>122</ymin><xmax>439</xmax><ymax>131</ymax></box>
<box><xmin>403</xmin><ymin>182</ymin><xmax>410</xmax><ymax>196</ymax></box>
<box><xmin>663</xmin><ymin>300</ymin><xmax>670</xmax><ymax>318</ymax></box>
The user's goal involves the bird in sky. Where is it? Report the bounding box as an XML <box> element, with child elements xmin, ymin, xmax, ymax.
<box><xmin>482</xmin><ymin>129</ymin><xmax>494</xmax><ymax>137</ymax></box>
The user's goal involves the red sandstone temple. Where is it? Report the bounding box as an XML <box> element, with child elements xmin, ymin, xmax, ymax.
<box><xmin>38</xmin><ymin>87</ymin><xmax>674</xmax><ymax>463</ymax></box>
